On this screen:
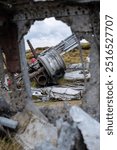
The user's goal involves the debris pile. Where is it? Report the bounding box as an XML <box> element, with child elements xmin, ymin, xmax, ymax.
<box><xmin>12</xmin><ymin>105</ymin><xmax>100</xmax><ymax>150</ymax></box>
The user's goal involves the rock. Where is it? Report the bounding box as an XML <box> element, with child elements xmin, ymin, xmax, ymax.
<box><xmin>35</xmin><ymin>141</ymin><xmax>57</xmax><ymax>150</ymax></box>
<box><xmin>40</xmin><ymin>105</ymin><xmax>88</xmax><ymax>150</ymax></box>
<box><xmin>57</xmin><ymin>122</ymin><xmax>82</xmax><ymax>150</ymax></box>
<box><xmin>70</xmin><ymin>106</ymin><xmax>100</xmax><ymax>150</ymax></box>
<box><xmin>56</xmin><ymin>118</ymin><xmax>64</xmax><ymax>131</ymax></box>
<box><xmin>40</xmin><ymin>106</ymin><xmax>69</xmax><ymax>125</ymax></box>
<box><xmin>13</xmin><ymin>105</ymin><xmax>93</xmax><ymax>150</ymax></box>
<box><xmin>0</xmin><ymin>96</ymin><xmax>11</xmax><ymax>116</ymax></box>
<box><xmin>37</xmin><ymin>106</ymin><xmax>87</xmax><ymax>150</ymax></box>
<box><xmin>15</xmin><ymin>111</ymin><xmax>58</xmax><ymax>150</ymax></box>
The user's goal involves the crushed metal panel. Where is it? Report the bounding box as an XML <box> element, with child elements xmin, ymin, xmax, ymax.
<box><xmin>64</xmin><ymin>70</ymin><xmax>91</xmax><ymax>81</ymax></box>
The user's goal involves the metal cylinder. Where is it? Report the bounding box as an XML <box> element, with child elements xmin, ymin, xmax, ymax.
<box><xmin>38</xmin><ymin>50</ymin><xmax>66</xmax><ymax>80</ymax></box>
<box><xmin>37</xmin><ymin>74</ymin><xmax>47</xmax><ymax>86</ymax></box>
<box><xmin>0</xmin><ymin>117</ymin><xmax>18</xmax><ymax>129</ymax></box>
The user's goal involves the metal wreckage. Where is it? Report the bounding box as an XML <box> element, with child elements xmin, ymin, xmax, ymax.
<box><xmin>0</xmin><ymin>0</ymin><xmax>100</xmax><ymax>150</ymax></box>
<box><xmin>17</xmin><ymin>34</ymin><xmax>79</xmax><ymax>87</ymax></box>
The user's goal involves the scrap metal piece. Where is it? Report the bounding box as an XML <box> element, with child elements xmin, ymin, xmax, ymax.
<box><xmin>64</xmin><ymin>70</ymin><xmax>91</xmax><ymax>81</ymax></box>
<box><xmin>27</xmin><ymin>40</ymin><xmax>38</xmax><ymax>59</ymax></box>
<box><xmin>31</xmin><ymin>86</ymin><xmax>82</xmax><ymax>101</ymax></box>
<box><xmin>41</xmin><ymin>34</ymin><xmax>79</xmax><ymax>56</ymax></box>
<box><xmin>26</xmin><ymin>34</ymin><xmax>80</xmax><ymax>86</ymax></box>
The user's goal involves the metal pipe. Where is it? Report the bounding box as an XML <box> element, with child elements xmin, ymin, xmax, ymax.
<box><xmin>27</xmin><ymin>40</ymin><xmax>38</xmax><ymax>59</ymax></box>
<box><xmin>37</xmin><ymin>74</ymin><xmax>47</xmax><ymax>86</ymax></box>
<box><xmin>29</xmin><ymin>67</ymin><xmax>44</xmax><ymax>79</ymax></box>
<box><xmin>0</xmin><ymin>117</ymin><xmax>18</xmax><ymax>129</ymax></box>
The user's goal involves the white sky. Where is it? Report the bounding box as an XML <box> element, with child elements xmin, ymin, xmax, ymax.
<box><xmin>24</xmin><ymin>17</ymin><xmax>72</xmax><ymax>50</ymax></box>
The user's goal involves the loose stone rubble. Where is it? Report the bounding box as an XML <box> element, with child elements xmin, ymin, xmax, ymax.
<box><xmin>70</xmin><ymin>106</ymin><xmax>100</xmax><ymax>150</ymax></box>
<box><xmin>12</xmin><ymin>105</ymin><xmax>99</xmax><ymax>150</ymax></box>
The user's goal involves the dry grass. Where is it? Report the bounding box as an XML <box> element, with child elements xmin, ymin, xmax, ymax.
<box><xmin>62</xmin><ymin>48</ymin><xmax>90</xmax><ymax>65</ymax></box>
<box><xmin>26</xmin><ymin>46</ymin><xmax>90</xmax><ymax>65</ymax></box>
<box><xmin>0</xmin><ymin>138</ymin><xmax>22</xmax><ymax>150</ymax></box>
<box><xmin>26</xmin><ymin>47</ymin><xmax>48</xmax><ymax>62</ymax></box>
<box><xmin>35</xmin><ymin>99</ymin><xmax>82</xmax><ymax>108</ymax></box>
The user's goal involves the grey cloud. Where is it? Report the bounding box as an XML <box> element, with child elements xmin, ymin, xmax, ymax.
<box><xmin>24</xmin><ymin>17</ymin><xmax>72</xmax><ymax>49</ymax></box>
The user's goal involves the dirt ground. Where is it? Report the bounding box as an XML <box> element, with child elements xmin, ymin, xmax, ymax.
<box><xmin>35</xmin><ymin>99</ymin><xmax>82</xmax><ymax>108</ymax></box>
